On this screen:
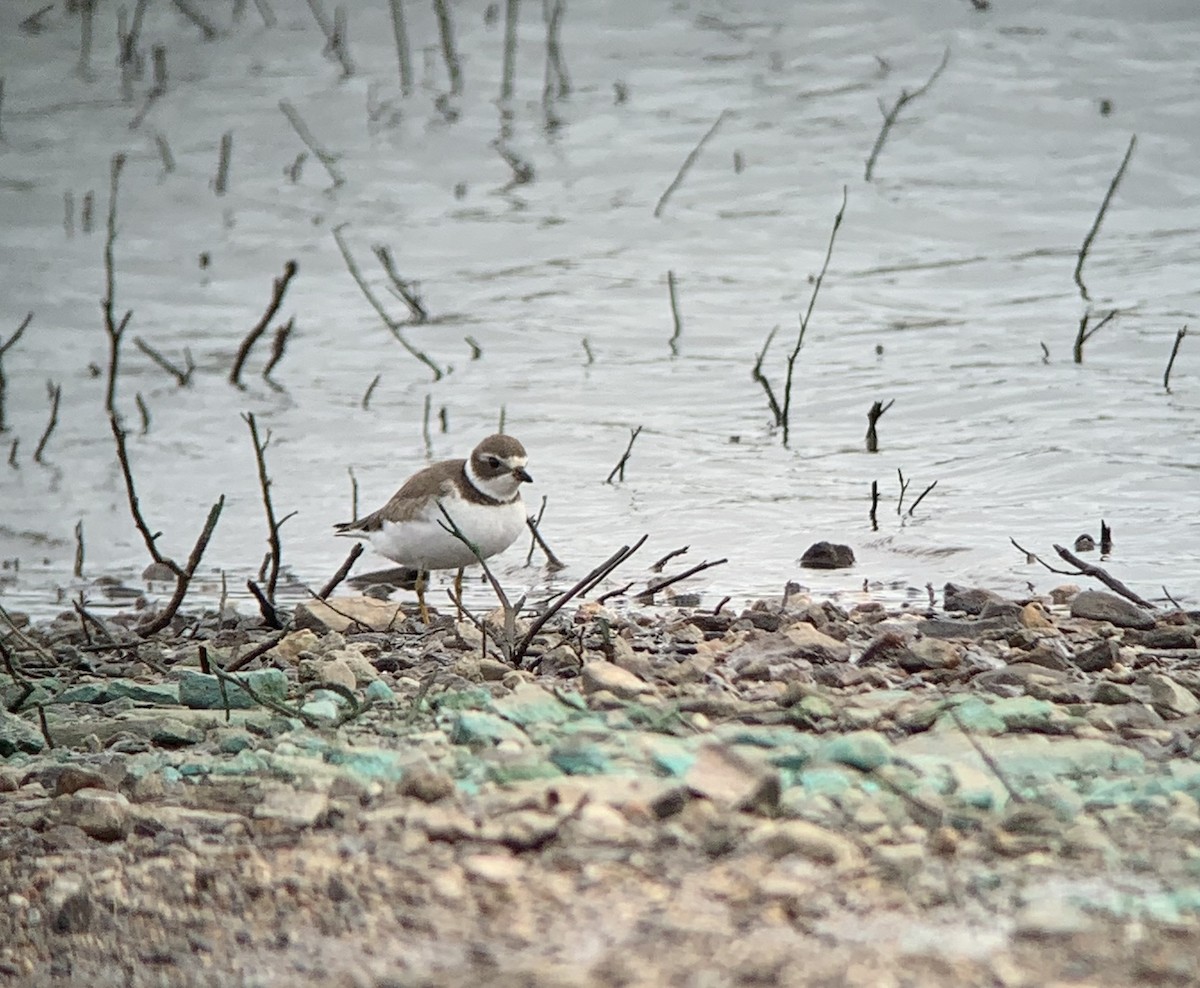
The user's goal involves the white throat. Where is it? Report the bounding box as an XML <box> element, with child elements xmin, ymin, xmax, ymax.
<box><xmin>466</xmin><ymin>458</ymin><xmax>524</xmax><ymax>502</ymax></box>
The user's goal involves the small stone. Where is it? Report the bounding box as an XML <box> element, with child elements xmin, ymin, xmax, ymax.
<box><xmin>1143</xmin><ymin>673</ymin><xmax>1200</xmax><ymax>717</ymax></box>
<box><xmin>750</xmin><ymin>819</ymin><xmax>863</xmax><ymax>869</ymax></box>
<box><xmin>1019</xmin><ymin>640</ymin><xmax>1072</xmax><ymax>672</ymax></box>
<box><xmin>1141</xmin><ymin>627</ymin><xmax>1198</xmax><ymax>650</ymax></box>
<box><xmin>294</xmin><ymin>596</ymin><xmax>406</xmax><ymax>634</ymax></box>
<box><xmin>178</xmin><ymin>668</ymin><xmax>289</xmax><ymax>710</ymax></box>
<box><xmin>581</xmin><ymin>661</ymin><xmax>654</xmax><ymax>700</ymax></box>
<box><xmin>684</xmin><ymin>742</ymin><xmax>780</xmax><ymax>813</ymax></box>
<box><xmin>364</xmin><ymin>680</ymin><xmax>396</xmax><ymax>704</ymax></box>
<box><xmin>253</xmin><ymin>787</ymin><xmax>329</xmax><ymax>829</ymax></box>
<box><xmin>398</xmin><ymin>768</ymin><xmax>455</xmax><ymax>803</ymax></box>
<box><xmin>1013</xmin><ymin>899</ymin><xmax>1092</xmax><ymax>938</ymax></box>
<box><xmin>821</xmin><ymin>731</ymin><xmax>891</xmax><ymax>771</ymax></box>
<box><xmin>1071</xmin><ymin>639</ymin><xmax>1119</xmax><ymax>672</ymax></box>
<box><xmin>478</xmin><ymin>658</ymin><xmax>511</xmax><ymax>681</ymax></box>
<box><xmin>1019</xmin><ymin>602</ymin><xmax>1054</xmax><ymax>629</ymax></box>
<box><xmin>1069</xmin><ymin>590</ymin><xmax>1155</xmax><ymax>630</ymax></box>
<box><xmin>799</xmin><ymin>542</ymin><xmax>855</xmax><ymax>570</ymax></box>
<box><xmin>269</xmin><ymin>629</ymin><xmax>320</xmax><ymax>663</ymax></box>
<box><xmin>451</xmin><ymin>710</ymin><xmax>528</xmax><ymax>746</ymax></box>
<box><xmin>783</xmin><ymin>622</ymin><xmax>851</xmax><ymax>662</ymax></box>
<box><xmin>62</xmin><ymin>789</ymin><xmax>131</xmax><ymax>841</ymax></box>
<box><xmin>53</xmin><ymin>767</ymin><xmax>110</xmax><ymax>797</ymax></box>
<box><xmin>873</xmin><ymin>842</ymin><xmax>926</xmax><ymax>880</ymax></box>
<box><xmin>1092</xmin><ymin>681</ymin><xmax>1139</xmax><ymax>705</ymax></box>
<box><xmin>1049</xmin><ymin>584</ymin><xmax>1081</xmax><ymax>605</ymax></box>
<box><xmin>901</xmin><ymin>638</ymin><xmax>961</xmax><ymax>671</ymax></box>
<box><xmin>315</xmin><ymin>658</ymin><xmax>357</xmax><ymax>692</ymax></box>
<box><xmin>943</xmin><ymin>583</ymin><xmax>1006</xmax><ymax>615</ymax></box>
<box><xmin>0</xmin><ymin>709</ymin><xmax>45</xmax><ymax>756</ymax></box>
<box><xmin>102</xmin><ymin>680</ymin><xmax>180</xmax><ymax>706</ymax></box>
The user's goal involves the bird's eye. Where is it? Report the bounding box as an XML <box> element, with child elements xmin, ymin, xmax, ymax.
<box><xmin>486</xmin><ymin>456</ymin><xmax>500</xmax><ymax>468</ymax></box>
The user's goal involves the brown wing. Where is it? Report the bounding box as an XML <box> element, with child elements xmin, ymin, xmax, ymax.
<box><xmin>334</xmin><ymin>459</ymin><xmax>466</xmax><ymax>533</ymax></box>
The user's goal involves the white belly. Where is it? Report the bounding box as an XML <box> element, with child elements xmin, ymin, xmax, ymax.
<box><xmin>368</xmin><ymin>495</ymin><xmax>526</xmax><ymax>571</ymax></box>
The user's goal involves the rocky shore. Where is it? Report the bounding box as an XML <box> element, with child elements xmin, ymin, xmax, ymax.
<box><xmin>2</xmin><ymin>582</ymin><xmax>1200</xmax><ymax>986</ymax></box>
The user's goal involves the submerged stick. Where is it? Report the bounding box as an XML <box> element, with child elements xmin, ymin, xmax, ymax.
<box><xmin>543</xmin><ymin>0</ymin><xmax>569</xmax><ymax>100</ymax></box>
<box><xmin>243</xmin><ymin>412</ymin><xmax>293</xmax><ymax>607</ymax></box>
<box><xmin>387</xmin><ymin>0</ymin><xmax>413</xmax><ymax>96</ymax></box>
<box><xmin>864</xmin><ymin>47</ymin><xmax>950</xmax><ymax>182</ymax></box>
<box><xmin>907</xmin><ymin>480</ymin><xmax>938</xmax><ymax>516</ymax></box>
<box><xmin>752</xmin><ymin>326</ymin><xmax>783</xmax><ymax>426</ymax></box>
<box><xmin>781</xmin><ymin>186</ymin><xmax>847</xmax><ymax>446</ymax></box>
<box><xmin>869</xmin><ymin>480</ymin><xmax>879</xmax><ymax>531</ymax></box>
<box><xmin>654</xmin><ymin>110</ymin><xmax>729</xmax><ymax>218</ymax></box>
<box><xmin>279</xmin><ymin>99</ymin><xmax>345</xmax><ymax>188</ymax></box>
<box><xmin>320</xmin><ymin>543</ymin><xmax>363</xmax><ymax>599</ymax></box>
<box><xmin>102</xmin><ymin>153</ymin><xmax>131</xmax><ymax>416</ymax></box>
<box><xmin>500</xmin><ymin>0</ymin><xmax>519</xmax><ymax>101</ymax></box>
<box><xmin>230</xmin><ymin>260</ymin><xmax>298</xmax><ymax>387</ymax></box>
<box><xmin>32</xmin><ymin>381</ymin><xmax>61</xmax><ymax>463</ymax></box>
<box><xmin>213</xmin><ymin>131</ymin><xmax>232</xmax><ymax>195</ymax></box>
<box><xmin>172</xmin><ymin>0</ymin><xmax>219</xmax><ymax>39</ymax></box>
<box><xmin>373</xmin><ymin>245</ymin><xmax>427</xmax><ymax>322</ymax></box>
<box><xmin>605</xmin><ymin>426</ymin><xmax>642</xmax><ymax>483</ymax></box>
<box><xmin>1163</xmin><ymin>324</ymin><xmax>1187</xmax><ymax>392</ymax></box>
<box><xmin>432</xmin><ymin>0</ymin><xmax>462</xmax><ymax>94</ymax></box>
<box><xmin>134</xmin><ymin>336</ymin><xmax>194</xmax><ymax>386</ymax></box>
<box><xmin>332</xmin><ymin>224</ymin><xmax>443</xmax><ymax>379</ymax></box>
<box><xmin>1074</xmin><ymin>134</ymin><xmax>1137</xmax><ymax>302</ymax></box>
<box><xmin>74</xmin><ymin>520</ymin><xmax>85</xmax><ymax>578</ymax></box>
<box><xmin>261</xmin><ymin>318</ymin><xmax>294</xmax><ymax>386</ymax></box>
<box><xmin>1052</xmin><ymin>543</ymin><xmax>1154</xmax><ymax>610</ymax></box>
<box><xmin>637</xmin><ymin>557</ymin><xmax>728</xmax><ymax>601</ymax></box>
<box><xmin>0</xmin><ymin>313</ymin><xmax>32</xmax><ymax>433</ymax></box>
<box><xmin>1072</xmin><ymin>308</ymin><xmax>1117</xmax><ymax>364</ymax></box>
<box><xmin>865</xmin><ymin>398</ymin><xmax>894</xmax><ymax>452</ymax></box>
<box><xmin>667</xmin><ymin>270</ymin><xmax>682</xmax><ymax>356</ymax></box>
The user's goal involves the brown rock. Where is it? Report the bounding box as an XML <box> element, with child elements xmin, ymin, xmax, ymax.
<box><xmin>580</xmin><ymin>661</ymin><xmax>654</xmax><ymax>700</ymax></box>
<box><xmin>684</xmin><ymin>743</ymin><xmax>780</xmax><ymax>814</ymax></box>
<box><xmin>294</xmin><ymin>596</ymin><xmax>406</xmax><ymax>633</ymax></box>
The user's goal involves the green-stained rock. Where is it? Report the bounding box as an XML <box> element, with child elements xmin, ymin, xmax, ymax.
<box><xmin>451</xmin><ymin>710</ymin><xmax>528</xmax><ymax>746</ymax></box>
<box><xmin>364</xmin><ymin>680</ymin><xmax>396</xmax><ymax>704</ymax></box>
<box><xmin>550</xmin><ymin>742</ymin><xmax>611</xmax><ymax>775</ymax></box>
<box><xmin>493</xmin><ymin>682</ymin><xmax>577</xmax><ymax>727</ymax></box>
<box><xmin>55</xmin><ymin>683</ymin><xmax>107</xmax><ymax>704</ymax></box>
<box><xmin>178</xmin><ymin>668</ymin><xmax>289</xmax><ymax>710</ymax></box>
<box><xmin>0</xmin><ymin>708</ymin><xmax>44</xmax><ymax>756</ymax></box>
<box><xmin>324</xmin><ymin>746</ymin><xmax>412</xmax><ymax>782</ymax></box>
<box><xmin>934</xmin><ymin>696</ymin><xmax>1006</xmax><ymax>735</ymax></box>
<box><xmin>821</xmin><ymin>730</ymin><xmax>892</xmax><ymax>772</ymax></box>
<box><xmin>798</xmin><ymin>765</ymin><xmax>858</xmax><ymax>796</ymax></box>
<box><xmin>431</xmin><ymin>688</ymin><xmax>494</xmax><ymax>712</ymax></box>
<box><xmin>991</xmin><ymin>696</ymin><xmax>1060</xmax><ymax>733</ymax></box>
<box><xmin>105</xmin><ymin>679</ymin><xmax>181</xmax><ymax>706</ymax></box>
<box><xmin>644</xmin><ymin>736</ymin><xmax>697</xmax><ymax>778</ymax></box>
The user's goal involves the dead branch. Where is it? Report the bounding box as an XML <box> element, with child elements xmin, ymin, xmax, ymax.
<box><xmin>319</xmin><ymin>542</ymin><xmax>364</xmax><ymax>599</ymax></box>
<box><xmin>172</xmin><ymin>0</ymin><xmax>219</xmax><ymax>39</ymax></box>
<box><xmin>637</xmin><ymin>557</ymin><xmax>728</xmax><ymax>601</ymax></box>
<box><xmin>279</xmin><ymin>98</ymin><xmax>345</xmax><ymax>188</ymax></box>
<box><xmin>500</xmin><ymin>0</ymin><xmax>519</xmax><ymax>101</ymax></box>
<box><xmin>213</xmin><ymin>131</ymin><xmax>232</xmax><ymax>194</ymax></box>
<box><xmin>907</xmin><ymin>479</ymin><xmax>938</xmax><ymax>516</ymax></box>
<box><xmin>1164</xmin><ymin>324</ymin><xmax>1187</xmax><ymax>392</ymax></box>
<box><xmin>109</xmin><ymin>413</ymin><xmax>225</xmax><ymax>634</ymax></box>
<box><xmin>386</xmin><ymin>0</ymin><xmax>412</xmax><ymax>95</ymax></box>
<box><xmin>752</xmin><ymin>325</ymin><xmax>783</xmax><ymax>426</ymax></box>
<box><xmin>229</xmin><ymin>260</ymin><xmax>297</xmax><ymax>387</ymax></box>
<box><xmin>650</xmin><ymin>546</ymin><xmax>688</xmax><ymax>573</ymax></box>
<box><xmin>73</xmin><ymin>520</ymin><xmax>84</xmax><ymax>577</ymax></box>
<box><xmin>102</xmin><ymin>153</ymin><xmax>132</xmax><ymax>416</ymax></box>
<box><xmin>333</xmin><ymin>224</ymin><xmax>443</xmax><ymax>379</ymax></box>
<box><xmin>134</xmin><ymin>336</ymin><xmax>194</xmax><ymax>386</ymax></box>
<box><xmin>1074</xmin><ymin>134</ymin><xmax>1136</xmax><ymax>302</ymax></box>
<box><xmin>525</xmin><ymin>510</ymin><xmax>565</xmax><ymax>571</ymax></box>
<box><xmin>864</xmin><ymin>47</ymin><xmax>950</xmax><ymax>181</ymax></box>
<box><xmin>32</xmin><ymin>380</ymin><xmax>61</xmax><ymax>463</ymax></box>
<box><xmin>605</xmin><ymin>426</ymin><xmax>642</xmax><ymax>483</ymax></box>
<box><xmin>1052</xmin><ymin>543</ymin><xmax>1155</xmax><ymax>610</ymax></box>
<box><xmin>667</xmin><ymin>270</ymin><xmax>682</xmax><ymax>356</ymax></box>
<box><xmin>243</xmin><ymin>412</ymin><xmax>290</xmax><ymax>607</ymax></box>
<box><xmin>261</xmin><ymin>318</ymin><xmax>294</xmax><ymax>387</ymax></box>
<box><xmin>432</xmin><ymin>0</ymin><xmax>462</xmax><ymax>94</ymax></box>
<box><xmin>896</xmin><ymin>468</ymin><xmax>910</xmax><ymax>514</ymax></box>
<box><xmin>781</xmin><ymin>185</ymin><xmax>847</xmax><ymax>446</ymax></box>
<box><xmin>0</xmin><ymin>312</ymin><xmax>32</xmax><ymax>432</ymax></box>
<box><xmin>246</xmin><ymin>579</ymin><xmax>281</xmax><ymax>629</ymax></box>
<box><xmin>654</xmin><ymin>109</ymin><xmax>729</xmax><ymax>218</ymax></box>
<box><xmin>1009</xmin><ymin>537</ymin><xmax>1077</xmax><ymax>576</ymax></box>
<box><xmin>373</xmin><ymin>245</ymin><xmax>427</xmax><ymax>322</ymax></box>
<box><xmin>869</xmin><ymin>480</ymin><xmax>879</xmax><ymax>531</ymax></box>
<box><xmin>1072</xmin><ymin>308</ymin><xmax>1117</xmax><ymax>363</ymax></box>
<box><xmin>543</xmin><ymin>0</ymin><xmax>569</xmax><ymax>100</ymax></box>
<box><xmin>865</xmin><ymin>398</ymin><xmax>894</xmax><ymax>452</ymax></box>
<box><xmin>135</xmin><ymin>392</ymin><xmax>150</xmax><ymax>434</ymax></box>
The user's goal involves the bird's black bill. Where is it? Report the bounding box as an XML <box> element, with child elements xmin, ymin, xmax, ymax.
<box><xmin>515</xmin><ymin>467</ymin><xmax>533</xmax><ymax>483</ymax></box>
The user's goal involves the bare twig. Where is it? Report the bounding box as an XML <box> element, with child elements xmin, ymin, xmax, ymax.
<box><xmin>213</xmin><ymin>131</ymin><xmax>232</xmax><ymax>195</ymax></box>
<box><xmin>246</xmin><ymin>579</ymin><xmax>281</xmax><ymax>628</ymax></box>
<box><xmin>320</xmin><ymin>543</ymin><xmax>364</xmax><ymax>599</ymax></box>
<box><xmin>304</xmin><ymin>0</ymin><xmax>353</xmax><ymax>77</ymax></box>
<box><xmin>543</xmin><ymin>0</ymin><xmax>569</xmax><ymax>100</ymax></box>
<box><xmin>1074</xmin><ymin>134</ymin><xmax>1137</xmax><ymax>302</ymax></box>
<box><xmin>432</xmin><ymin>0</ymin><xmax>462</xmax><ymax>94</ymax></box>
<box><xmin>869</xmin><ymin>480</ymin><xmax>879</xmax><ymax>531</ymax></box>
<box><xmin>637</xmin><ymin>557</ymin><xmax>728</xmax><ymax>601</ymax></box>
<box><xmin>865</xmin><ymin>398</ymin><xmax>894</xmax><ymax>452</ymax></box>
<box><xmin>262</xmin><ymin>318</ymin><xmax>294</xmax><ymax>386</ymax></box>
<box><xmin>172</xmin><ymin>0</ymin><xmax>219</xmax><ymax>39</ymax></box>
<box><xmin>101</xmin><ymin>153</ymin><xmax>131</xmax><ymax>416</ymax></box>
<box><xmin>0</xmin><ymin>312</ymin><xmax>32</xmax><ymax>432</ymax></box>
<box><xmin>864</xmin><ymin>47</ymin><xmax>950</xmax><ymax>181</ymax></box>
<box><xmin>752</xmin><ymin>326</ymin><xmax>783</xmax><ymax>426</ymax></box>
<box><xmin>1052</xmin><ymin>543</ymin><xmax>1155</xmax><ymax>610</ymax></box>
<box><xmin>387</xmin><ymin>0</ymin><xmax>412</xmax><ymax>96</ymax></box>
<box><xmin>605</xmin><ymin>426</ymin><xmax>642</xmax><ymax>483</ymax></box>
<box><xmin>650</xmin><ymin>546</ymin><xmax>688</xmax><ymax>572</ymax></box>
<box><xmin>781</xmin><ymin>186</ymin><xmax>847</xmax><ymax>446</ymax></box>
<box><xmin>332</xmin><ymin>224</ymin><xmax>443</xmax><ymax>379</ymax></box>
<box><xmin>7</xmin><ymin>438</ymin><xmax>17</xmax><ymax>468</ymax></box>
<box><xmin>74</xmin><ymin>520</ymin><xmax>85</xmax><ymax>578</ymax></box>
<box><xmin>654</xmin><ymin>110</ymin><xmax>729</xmax><ymax>218</ymax></box>
<box><xmin>907</xmin><ymin>480</ymin><xmax>938</xmax><ymax>516</ymax></box>
<box><xmin>243</xmin><ymin>412</ymin><xmax>291</xmax><ymax>607</ymax></box>
<box><xmin>525</xmin><ymin>511</ymin><xmax>565</xmax><ymax>571</ymax></box>
<box><xmin>1072</xmin><ymin>308</ymin><xmax>1117</xmax><ymax>364</ymax></box>
<box><xmin>896</xmin><ymin>468</ymin><xmax>910</xmax><ymax>515</ymax></box>
<box><xmin>500</xmin><ymin>0</ymin><xmax>519</xmax><ymax>101</ymax></box>
<box><xmin>134</xmin><ymin>336</ymin><xmax>194</xmax><ymax>386</ymax></box>
<box><xmin>135</xmin><ymin>392</ymin><xmax>150</xmax><ymax>434</ymax></box>
<box><xmin>279</xmin><ymin>99</ymin><xmax>346</xmax><ymax>188</ymax></box>
<box><xmin>667</xmin><ymin>270</ymin><xmax>682</xmax><ymax>356</ymax></box>
<box><xmin>32</xmin><ymin>380</ymin><xmax>61</xmax><ymax>463</ymax></box>
<box><xmin>373</xmin><ymin>245</ymin><xmax>427</xmax><ymax>322</ymax></box>
<box><xmin>230</xmin><ymin>261</ymin><xmax>297</xmax><ymax>387</ymax></box>
<box><xmin>1164</xmin><ymin>325</ymin><xmax>1187</xmax><ymax>392</ymax></box>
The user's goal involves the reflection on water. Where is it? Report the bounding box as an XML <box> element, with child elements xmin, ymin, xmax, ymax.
<box><xmin>1</xmin><ymin>0</ymin><xmax>1198</xmax><ymax>619</ymax></box>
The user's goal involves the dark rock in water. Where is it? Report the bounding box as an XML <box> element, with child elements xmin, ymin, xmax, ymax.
<box><xmin>1139</xmin><ymin>626</ymin><xmax>1198</xmax><ymax>650</ymax></box>
<box><xmin>943</xmin><ymin>583</ymin><xmax>1007</xmax><ymax>615</ymax></box>
<box><xmin>1073</xmin><ymin>534</ymin><xmax>1096</xmax><ymax>552</ymax></box>
<box><xmin>1069</xmin><ymin>590</ymin><xmax>1155</xmax><ymax>630</ymax></box>
<box><xmin>799</xmin><ymin>542</ymin><xmax>855</xmax><ymax>570</ymax></box>
<box><xmin>1071</xmin><ymin>638</ymin><xmax>1119</xmax><ymax>672</ymax></box>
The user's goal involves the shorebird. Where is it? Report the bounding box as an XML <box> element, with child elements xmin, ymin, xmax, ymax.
<box><xmin>334</xmin><ymin>434</ymin><xmax>532</xmax><ymax>621</ymax></box>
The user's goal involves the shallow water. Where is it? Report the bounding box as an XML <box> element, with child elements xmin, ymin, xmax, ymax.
<box><xmin>1</xmin><ymin>0</ymin><xmax>1198</xmax><ymax>620</ymax></box>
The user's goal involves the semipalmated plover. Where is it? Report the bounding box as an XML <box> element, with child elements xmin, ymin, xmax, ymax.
<box><xmin>334</xmin><ymin>434</ymin><xmax>532</xmax><ymax>620</ymax></box>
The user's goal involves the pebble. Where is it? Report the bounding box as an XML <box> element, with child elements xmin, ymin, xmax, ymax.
<box><xmin>580</xmin><ymin>661</ymin><xmax>654</xmax><ymax>700</ymax></box>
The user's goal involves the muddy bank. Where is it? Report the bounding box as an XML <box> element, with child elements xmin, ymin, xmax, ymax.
<box><xmin>2</xmin><ymin>583</ymin><xmax>1200</xmax><ymax>986</ymax></box>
